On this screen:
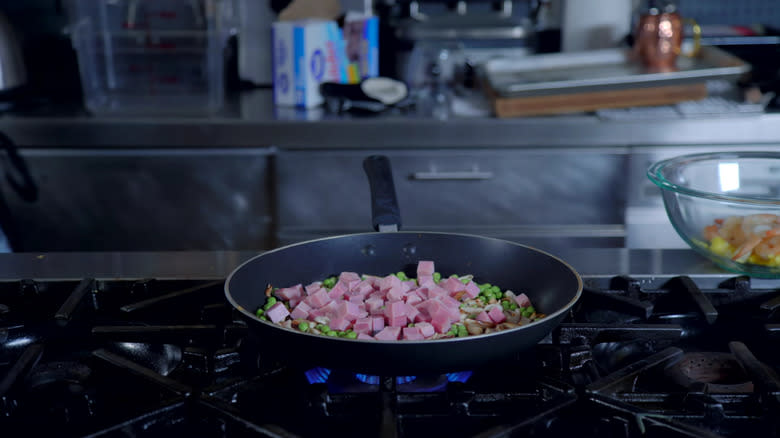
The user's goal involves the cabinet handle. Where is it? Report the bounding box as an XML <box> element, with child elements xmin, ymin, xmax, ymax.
<box><xmin>411</xmin><ymin>171</ymin><xmax>494</xmax><ymax>181</ymax></box>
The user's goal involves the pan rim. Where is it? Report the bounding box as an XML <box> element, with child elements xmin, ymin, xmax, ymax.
<box><xmin>225</xmin><ymin>231</ymin><xmax>583</xmax><ymax>344</ymax></box>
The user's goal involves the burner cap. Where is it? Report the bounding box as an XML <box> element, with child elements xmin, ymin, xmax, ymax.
<box><xmin>665</xmin><ymin>352</ymin><xmax>754</xmax><ymax>393</ymax></box>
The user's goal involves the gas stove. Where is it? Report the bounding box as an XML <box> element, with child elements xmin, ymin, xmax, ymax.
<box><xmin>0</xmin><ymin>274</ymin><xmax>778</xmax><ymax>438</ymax></box>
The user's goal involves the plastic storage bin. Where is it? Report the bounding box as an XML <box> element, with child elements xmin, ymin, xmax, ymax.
<box><xmin>66</xmin><ymin>0</ymin><xmax>235</xmax><ymax>116</ymax></box>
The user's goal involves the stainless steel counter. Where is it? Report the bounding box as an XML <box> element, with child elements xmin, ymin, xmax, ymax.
<box><xmin>0</xmin><ymin>249</ymin><xmax>746</xmax><ymax>282</ymax></box>
<box><xmin>0</xmin><ymin>89</ymin><xmax>778</xmax><ymax>148</ymax></box>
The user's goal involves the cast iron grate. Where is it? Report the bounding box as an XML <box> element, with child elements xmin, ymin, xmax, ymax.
<box><xmin>0</xmin><ymin>274</ymin><xmax>777</xmax><ymax>437</ymax></box>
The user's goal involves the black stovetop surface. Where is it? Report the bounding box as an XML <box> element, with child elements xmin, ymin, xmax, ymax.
<box><xmin>0</xmin><ymin>275</ymin><xmax>778</xmax><ymax>438</ymax></box>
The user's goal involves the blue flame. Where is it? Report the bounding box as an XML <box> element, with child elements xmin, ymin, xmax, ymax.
<box><xmin>304</xmin><ymin>368</ymin><xmax>472</xmax><ymax>385</ymax></box>
<box><xmin>304</xmin><ymin>367</ymin><xmax>332</xmax><ymax>384</ymax></box>
<box><xmin>354</xmin><ymin>373</ymin><xmax>379</xmax><ymax>385</ymax></box>
<box><xmin>354</xmin><ymin>374</ymin><xmax>419</xmax><ymax>385</ymax></box>
<box><xmin>445</xmin><ymin>371</ymin><xmax>473</xmax><ymax>383</ymax></box>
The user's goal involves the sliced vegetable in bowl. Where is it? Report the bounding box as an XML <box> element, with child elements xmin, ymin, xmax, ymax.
<box><xmin>256</xmin><ymin>260</ymin><xmax>545</xmax><ymax>341</ymax></box>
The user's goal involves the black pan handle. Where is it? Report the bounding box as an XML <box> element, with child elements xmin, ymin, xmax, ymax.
<box><xmin>363</xmin><ymin>155</ymin><xmax>401</xmax><ymax>232</ymax></box>
<box><xmin>0</xmin><ymin>132</ymin><xmax>38</xmax><ymax>202</ymax></box>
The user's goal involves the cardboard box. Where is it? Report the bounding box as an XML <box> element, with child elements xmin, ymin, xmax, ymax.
<box><xmin>272</xmin><ymin>20</ymin><xmax>347</xmax><ymax>108</ymax></box>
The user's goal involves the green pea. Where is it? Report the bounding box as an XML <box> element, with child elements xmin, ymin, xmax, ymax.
<box><xmin>263</xmin><ymin>297</ymin><xmax>277</xmax><ymax>310</ymax></box>
<box><xmin>482</xmin><ymin>283</ymin><xmax>492</xmax><ymax>289</ymax></box>
<box><xmin>323</xmin><ymin>277</ymin><xmax>337</xmax><ymax>289</ymax></box>
<box><xmin>447</xmin><ymin>327</ymin><xmax>456</xmax><ymax>336</ymax></box>
<box><xmin>478</xmin><ymin>296</ymin><xmax>487</xmax><ymax>303</ymax></box>
<box><xmin>396</xmin><ymin>271</ymin><xmax>407</xmax><ymax>280</ymax></box>
<box><xmin>510</xmin><ymin>302</ymin><xmax>518</xmax><ymax>310</ymax></box>
<box><xmin>316</xmin><ymin>324</ymin><xmax>329</xmax><ymax>332</ymax></box>
<box><xmin>326</xmin><ymin>331</ymin><xmax>338</xmax><ymax>337</ymax></box>
<box><xmin>346</xmin><ymin>331</ymin><xmax>358</xmax><ymax>339</ymax></box>
<box><xmin>457</xmin><ymin>325</ymin><xmax>468</xmax><ymax>337</ymax></box>
<box><xmin>526</xmin><ymin>306</ymin><xmax>535</xmax><ymax>314</ymax></box>
<box><xmin>433</xmin><ymin>272</ymin><xmax>441</xmax><ymax>283</ymax></box>
<box><xmin>255</xmin><ymin>308</ymin><xmax>265</xmax><ymax>317</ymax></box>
<box><xmin>460</xmin><ymin>278</ymin><xmax>470</xmax><ymax>285</ymax></box>
<box><xmin>501</xmin><ymin>300</ymin><xmax>510</xmax><ymax>309</ymax></box>
<box><xmin>449</xmin><ymin>274</ymin><xmax>458</xmax><ymax>279</ymax></box>
<box><xmin>298</xmin><ymin>321</ymin><xmax>309</xmax><ymax>332</ymax></box>
<box><xmin>259</xmin><ymin>316</ymin><xmax>268</xmax><ymax>321</ymax></box>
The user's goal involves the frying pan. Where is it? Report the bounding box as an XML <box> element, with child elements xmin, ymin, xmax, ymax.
<box><xmin>225</xmin><ymin>156</ymin><xmax>582</xmax><ymax>375</ymax></box>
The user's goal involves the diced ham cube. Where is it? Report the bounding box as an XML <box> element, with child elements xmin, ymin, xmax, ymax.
<box><xmin>336</xmin><ymin>301</ymin><xmax>362</xmax><ymax>321</ymax></box>
<box><xmin>288</xmin><ymin>297</ymin><xmax>302</xmax><ymax>309</ymax></box>
<box><xmin>353</xmin><ymin>317</ymin><xmax>373</xmax><ymax>334</ymax></box>
<box><xmin>365</xmin><ymin>297</ymin><xmax>385</xmax><ymax>315</ymax></box>
<box><xmin>363</xmin><ymin>275</ymin><xmax>382</xmax><ymax>288</ymax></box>
<box><xmin>417</xmin><ymin>275</ymin><xmax>435</xmax><ymax>287</ymax></box>
<box><xmin>379</xmin><ymin>275</ymin><xmax>402</xmax><ymax>292</ymax></box>
<box><xmin>368</xmin><ymin>291</ymin><xmax>387</xmax><ymax>301</ymax></box>
<box><xmin>388</xmin><ymin>315</ymin><xmax>407</xmax><ymax>327</ymax></box>
<box><xmin>307</xmin><ymin>289</ymin><xmax>332</xmax><ymax>308</ymax></box>
<box><xmin>405</xmin><ymin>303</ymin><xmax>420</xmax><ymax>323</ymax></box>
<box><xmin>415</xmin><ymin>299</ymin><xmax>446</xmax><ymax>319</ymax></box>
<box><xmin>348</xmin><ymin>295</ymin><xmax>364</xmax><ymax>304</ymax></box>
<box><xmin>356</xmin><ymin>281</ymin><xmax>374</xmax><ymax>295</ymax></box>
<box><xmin>464</xmin><ymin>281</ymin><xmax>480</xmax><ymax>299</ymax></box>
<box><xmin>265</xmin><ymin>302</ymin><xmax>290</xmax><ymax>323</ymax></box>
<box><xmin>339</xmin><ymin>271</ymin><xmax>361</xmax><ymax>283</ymax></box>
<box><xmin>372</xmin><ymin>316</ymin><xmax>385</xmax><ymax>333</ymax></box>
<box><xmin>476</xmin><ymin>311</ymin><xmax>491</xmax><ymax>323</ymax></box>
<box><xmin>415</xmin><ymin>322</ymin><xmax>435</xmax><ymax>338</ymax></box>
<box><xmin>440</xmin><ymin>277</ymin><xmax>465</xmax><ymax>294</ymax></box>
<box><xmin>488</xmin><ymin>306</ymin><xmax>506</xmax><ymax>323</ymax></box>
<box><xmin>384</xmin><ymin>301</ymin><xmax>407</xmax><ymax>319</ymax></box>
<box><xmin>403</xmin><ymin>280</ymin><xmax>417</xmax><ymax>290</ymax></box>
<box><xmin>426</xmin><ymin>285</ymin><xmax>448</xmax><ymax>300</ymax></box>
<box><xmin>328</xmin><ymin>282</ymin><xmax>348</xmax><ymax>300</ymax></box>
<box><xmin>413</xmin><ymin>311</ymin><xmax>432</xmax><ymax>323</ymax></box>
<box><xmin>357</xmin><ymin>333</ymin><xmax>375</xmax><ymax>340</ymax></box>
<box><xmin>406</xmin><ymin>294</ymin><xmax>422</xmax><ymax>306</ymax></box>
<box><xmin>290</xmin><ymin>301</ymin><xmax>311</xmax><ymax>320</ymax></box>
<box><xmin>417</xmin><ymin>260</ymin><xmax>435</xmax><ymax>278</ymax></box>
<box><xmin>374</xmin><ymin>326</ymin><xmax>401</xmax><ymax>341</ymax></box>
<box><xmin>319</xmin><ymin>300</ymin><xmax>341</xmax><ymax>319</ymax></box>
<box><xmin>386</xmin><ymin>285</ymin><xmax>407</xmax><ymax>302</ymax></box>
<box><xmin>514</xmin><ymin>292</ymin><xmax>531</xmax><ymax>307</ymax></box>
<box><xmin>275</xmin><ymin>285</ymin><xmax>302</xmax><ymax>301</ymax></box>
<box><xmin>431</xmin><ymin>312</ymin><xmax>451</xmax><ymax>334</ymax></box>
<box><xmin>308</xmin><ymin>307</ymin><xmax>326</xmax><ymax>318</ymax></box>
<box><xmin>328</xmin><ymin>317</ymin><xmax>351</xmax><ymax>331</ymax></box>
<box><xmin>305</xmin><ymin>282</ymin><xmax>322</xmax><ymax>295</ymax></box>
<box><xmin>358</xmin><ymin>310</ymin><xmax>369</xmax><ymax>318</ymax></box>
<box><xmin>403</xmin><ymin>326</ymin><xmax>424</xmax><ymax>340</ymax></box>
<box><xmin>441</xmin><ymin>295</ymin><xmax>461</xmax><ymax>309</ymax></box>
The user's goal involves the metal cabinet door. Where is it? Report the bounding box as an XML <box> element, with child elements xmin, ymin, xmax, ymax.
<box><xmin>0</xmin><ymin>148</ymin><xmax>273</xmax><ymax>251</ymax></box>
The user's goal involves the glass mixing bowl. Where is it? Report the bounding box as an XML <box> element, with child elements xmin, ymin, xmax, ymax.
<box><xmin>647</xmin><ymin>151</ymin><xmax>780</xmax><ymax>277</ymax></box>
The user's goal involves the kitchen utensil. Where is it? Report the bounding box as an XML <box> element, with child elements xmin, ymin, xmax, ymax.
<box><xmin>0</xmin><ymin>9</ymin><xmax>26</xmax><ymax>92</ymax></box>
<box><xmin>225</xmin><ymin>156</ymin><xmax>582</xmax><ymax>375</ymax></box>
<box><xmin>647</xmin><ymin>151</ymin><xmax>780</xmax><ymax>278</ymax></box>
<box><xmin>634</xmin><ymin>1</ymin><xmax>701</xmax><ymax>72</ymax></box>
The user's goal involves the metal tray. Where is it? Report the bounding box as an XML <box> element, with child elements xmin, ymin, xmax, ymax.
<box><xmin>484</xmin><ymin>46</ymin><xmax>750</xmax><ymax>98</ymax></box>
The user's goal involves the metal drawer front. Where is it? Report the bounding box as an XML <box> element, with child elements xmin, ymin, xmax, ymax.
<box><xmin>277</xmin><ymin>149</ymin><xmax>627</xmax><ymax>231</ymax></box>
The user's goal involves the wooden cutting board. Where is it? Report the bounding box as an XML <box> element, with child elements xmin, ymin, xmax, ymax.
<box><xmin>487</xmin><ymin>82</ymin><xmax>708</xmax><ymax>118</ymax></box>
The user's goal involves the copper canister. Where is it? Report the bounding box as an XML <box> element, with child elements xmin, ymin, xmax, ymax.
<box><xmin>635</xmin><ymin>10</ymin><xmax>684</xmax><ymax>71</ymax></box>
